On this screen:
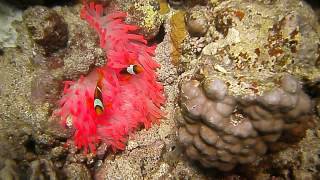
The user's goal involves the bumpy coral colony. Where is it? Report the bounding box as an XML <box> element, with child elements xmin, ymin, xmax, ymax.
<box><xmin>171</xmin><ymin>0</ymin><xmax>320</xmax><ymax>172</ymax></box>
<box><xmin>176</xmin><ymin>75</ymin><xmax>312</xmax><ymax>171</ymax></box>
<box><xmin>54</xmin><ymin>2</ymin><xmax>165</xmax><ymax>153</ymax></box>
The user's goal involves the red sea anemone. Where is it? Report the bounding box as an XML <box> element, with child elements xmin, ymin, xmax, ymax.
<box><xmin>54</xmin><ymin>2</ymin><xmax>165</xmax><ymax>153</ymax></box>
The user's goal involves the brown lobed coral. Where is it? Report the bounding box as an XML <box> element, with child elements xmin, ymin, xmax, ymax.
<box><xmin>176</xmin><ymin>74</ymin><xmax>312</xmax><ymax>171</ymax></box>
<box><xmin>174</xmin><ymin>1</ymin><xmax>320</xmax><ymax>172</ymax></box>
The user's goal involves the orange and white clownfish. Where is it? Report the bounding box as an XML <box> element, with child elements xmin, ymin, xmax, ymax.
<box><xmin>120</xmin><ymin>64</ymin><xmax>143</xmax><ymax>75</ymax></box>
<box><xmin>94</xmin><ymin>72</ymin><xmax>104</xmax><ymax>115</ymax></box>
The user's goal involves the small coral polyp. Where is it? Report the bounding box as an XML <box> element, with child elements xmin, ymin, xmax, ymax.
<box><xmin>54</xmin><ymin>2</ymin><xmax>165</xmax><ymax>153</ymax></box>
<box><xmin>176</xmin><ymin>75</ymin><xmax>312</xmax><ymax>171</ymax></box>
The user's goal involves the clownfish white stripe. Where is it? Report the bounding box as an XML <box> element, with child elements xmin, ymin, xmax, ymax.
<box><xmin>120</xmin><ymin>64</ymin><xmax>143</xmax><ymax>75</ymax></box>
<box><xmin>96</xmin><ymin>86</ymin><xmax>102</xmax><ymax>93</ymax></box>
<box><xmin>127</xmin><ymin>64</ymin><xmax>136</xmax><ymax>75</ymax></box>
<box><xmin>94</xmin><ymin>99</ymin><xmax>104</xmax><ymax>110</ymax></box>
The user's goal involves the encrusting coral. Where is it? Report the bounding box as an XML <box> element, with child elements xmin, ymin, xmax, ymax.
<box><xmin>185</xmin><ymin>5</ymin><xmax>209</xmax><ymax>37</ymax></box>
<box><xmin>54</xmin><ymin>1</ymin><xmax>165</xmax><ymax>153</ymax></box>
<box><xmin>176</xmin><ymin>75</ymin><xmax>312</xmax><ymax>171</ymax></box>
<box><xmin>170</xmin><ymin>11</ymin><xmax>187</xmax><ymax>65</ymax></box>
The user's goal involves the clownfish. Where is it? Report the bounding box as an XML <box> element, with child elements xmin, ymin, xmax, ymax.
<box><xmin>120</xmin><ymin>64</ymin><xmax>143</xmax><ymax>75</ymax></box>
<box><xmin>94</xmin><ymin>72</ymin><xmax>104</xmax><ymax>115</ymax></box>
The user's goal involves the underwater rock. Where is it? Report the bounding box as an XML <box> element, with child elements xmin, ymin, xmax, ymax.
<box><xmin>170</xmin><ymin>11</ymin><xmax>187</xmax><ymax>65</ymax></box>
<box><xmin>33</xmin><ymin>132</ymin><xmax>57</xmax><ymax>150</ymax></box>
<box><xmin>0</xmin><ymin>0</ymin><xmax>318</xmax><ymax>179</ymax></box>
<box><xmin>185</xmin><ymin>5</ymin><xmax>209</xmax><ymax>37</ymax></box>
<box><xmin>0</xmin><ymin>1</ymin><xmax>22</xmax><ymax>48</ymax></box>
<box><xmin>0</xmin><ymin>159</ymin><xmax>19</xmax><ymax>180</ymax></box>
<box><xmin>186</xmin><ymin>0</ymin><xmax>208</xmax><ymax>7</ymax></box>
<box><xmin>174</xmin><ymin>0</ymin><xmax>320</xmax><ymax>169</ymax></box>
<box><xmin>50</xmin><ymin>146</ymin><xmax>67</xmax><ymax>160</ymax></box>
<box><xmin>0</xmin><ymin>129</ymin><xmax>30</xmax><ymax>161</ymax></box>
<box><xmin>213</xmin><ymin>8</ymin><xmax>237</xmax><ymax>37</ymax></box>
<box><xmin>1</xmin><ymin>3</ymin><xmax>103</xmax><ymax>179</ymax></box>
<box><xmin>262</xmin><ymin>129</ymin><xmax>320</xmax><ymax>180</ymax></box>
<box><xmin>29</xmin><ymin>159</ymin><xmax>58</xmax><ymax>179</ymax></box>
<box><xmin>87</xmin><ymin>0</ymin><xmax>113</xmax><ymax>6</ymax></box>
<box><xmin>31</xmin><ymin>70</ymin><xmax>62</xmax><ymax>105</ymax></box>
<box><xmin>23</xmin><ymin>6</ymin><xmax>68</xmax><ymax>55</ymax></box>
<box><xmin>168</xmin><ymin>0</ymin><xmax>184</xmax><ymax>8</ymax></box>
<box><xmin>293</xmin><ymin>170</ymin><xmax>314</xmax><ymax>180</ymax></box>
<box><xmin>316</xmin><ymin>99</ymin><xmax>320</xmax><ymax>117</ymax></box>
<box><xmin>63</xmin><ymin>163</ymin><xmax>92</xmax><ymax>180</ymax></box>
<box><xmin>31</xmin><ymin>54</ymin><xmax>64</xmax><ymax>70</ymax></box>
<box><xmin>168</xmin><ymin>0</ymin><xmax>209</xmax><ymax>8</ymax></box>
<box><xmin>98</xmin><ymin>139</ymin><xmax>166</xmax><ymax>179</ymax></box>
<box><xmin>182</xmin><ymin>36</ymin><xmax>206</xmax><ymax>55</ymax></box>
<box><xmin>176</xmin><ymin>75</ymin><xmax>312</xmax><ymax>171</ymax></box>
<box><xmin>5</xmin><ymin>0</ymin><xmax>69</xmax><ymax>8</ymax></box>
<box><xmin>305</xmin><ymin>0</ymin><xmax>320</xmax><ymax>16</ymax></box>
<box><xmin>158</xmin><ymin>0</ymin><xmax>170</xmax><ymax>15</ymax></box>
<box><xmin>180</xmin><ymin>0</ymin><xmax>319</xmax><ymax>98</ymax></box>
<box><xmin>56</xmin><ymin>5</ymin><xmax>106</xmax><ymax>80</ymax></box>
<box><xmin>119</xmin><ymin>0</ymin><xmax>163</xmax><ymax>40</ymax></box>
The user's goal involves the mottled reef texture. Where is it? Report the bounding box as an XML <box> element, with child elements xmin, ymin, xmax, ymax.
<box><xmin>175</xmin><ymin>0</ymin><xmax>320</xmax><ymax>172</ymax></box>
<box><xmin>0</xmin><ymin>0</ymin><xmax>319</xmax><ymax>179</ymax></box>
<box><xmin>0</xmin><ymin>3</ymin><xmax>101</xmax><ymax>179</ymax></box>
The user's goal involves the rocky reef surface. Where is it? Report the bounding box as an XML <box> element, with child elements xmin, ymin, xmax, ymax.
<box><xmin>175</xmin><ymin>0</ymin><xmax>320</xmax><ymax>173</ymax></box>
<box><xmin>0</xmin><ymin>0</ymin><xmax>319</xmax><ymax>179</ymax></box>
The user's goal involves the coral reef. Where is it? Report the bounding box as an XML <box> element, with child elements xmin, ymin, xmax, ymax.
<box><xmin>23</xmin><ymin>6</ymin><xmax>68</xmax><ymax>55</ymax></box>
<box><xmin>317</xmin><ymin>99</ymin><xmax>320</xmax><ymax>117</ymax></box>
<box><xmin>31</xmin><ymin>70</ymin><xmax>62</xmax><ymax>105</ymax></box>
<box><xmin>92</xmin><ymin>22</ymin><xmax>200</xmax><ymax>180</ymax></box>
<box><xmin>168</xmin><ymin>0</ymin><xmax>184</xmax><ymax>8</ymax></box>
<box><xmin>0</xmin><ymin>1</ymin><xmax>22</xmax><ymax>48</ymax></box>
<box><xmin>0</xmin><ymin>2</ymin><xmax>101</xmax><ymax>178</ymax></box>
<box><xmin>179</xmin><ymin>0</ymin><xmax>320</xmax><ymax>99</ymax></box>
<box><xmin>176</xmin><ymin>75</ymin><xmax>312</xmax><ymax>171</ymax></box>
<box><xmin>158</xmin><ymin>0</ymin><xmax>170</xmax><ymax>15</ymax></box>
<box><xmin>0</xmin><ymin>0</ymin><xmax>319</xmax><ymax>179</ymax></box>
<box><xmin>170</xmin><ymin>11</ymin><xmax>187</xmax><ymax>65</ymax></box>
<box><xmin>63</xmin><ymin>163</ymin><xmax>92</xmax><ymax>180</ymax></box>
<box><xmin>168</xmin><ymin>0</ymin><xmax>209</xmax><ymax>8</ymax></box>
<box><xmin>174</xmin><ymin>0</ymin><xmax>320</xmax><ymax>173</ymax></box>
<box><xmin>122</xmin><ymin>0</ymin><xmax>163</xmax><ymax>40</ymax></box>
<box><xmin>54</xmin><ymin>1</ymin><xmax>165</xmax><ymax>153</ymax></box>
<box><xmin>185</xmin><ymin>5</ymin><xmax>209</xmax><ymax>37</ymax></box>
<box><xmin>62</xmin><ymin>25</ymin><xmax>105</xmax><ymax>80</ymax></box>
<box><xmin>304</xmin><ymin>0</ymin><xmax>320</xmax><ymax>22</ymax></box>
<box><xmin>25</xmin><ymin>5</ymin><xmax>105</xmax><ymax>80</ymax></box>
<box><xmin>4</xmin><ymin>0</ymin><xmax>67</xmax><ymax>8</ymax></box>
<box><xmin>29</xmin><ymin>159</ymin><xmax>58</xmax><ymax>179</ymax></box>
<box><xmin>0</xmin><ymin>159</ymin><xmax>19</xmax><ymax>180</ymax></box>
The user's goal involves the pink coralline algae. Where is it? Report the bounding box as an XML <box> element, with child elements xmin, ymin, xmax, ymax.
<box><xmin>53</xmin><ymin>2</ymin><xmax>165</xmax><ymax>153</ymax></box>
